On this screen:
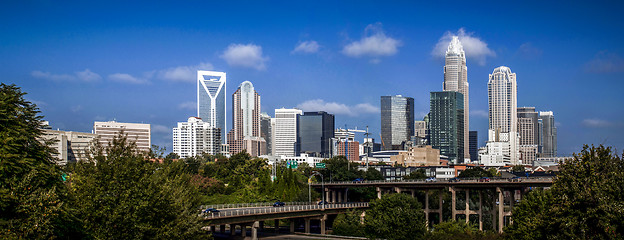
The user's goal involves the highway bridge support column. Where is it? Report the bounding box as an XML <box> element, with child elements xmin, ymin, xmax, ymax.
<box><xmin>219</xmin><ymin>225</ymin><xmax>225</xmax><ymax>233</ymax></box>
<box><xmin>290</xmin><ymin>220</ymin><xmax>295</xmax><ymax>233</ymax></box>
<box><xmin>376</xmin><ymin>187</ymin><xmax>382</xmax><ymax>199</ymax></box>
<box><xmin>497</xmin><ymin>187</ymin><xmax>504</xmax><ymax>233</ymax></box>
<box><xmin>425</xmin><ymin>190</ymin><xmax>430</xmax><ymax>227</ymax></box>
<box><xmin>241</xmin><ymin>224</ymin><xmax>247</xmax><ymax>238</ymax></box>
<box><xmin>439</xmin><ymin>190</ymin><xmax>444</xmax><ymax>222</ymax></box>
<box><xmin>209</xmin><ymin>226</ymin><xmax>215</xmax><ymax>232</ymax></box>
<box><xmin>304</xmin><ymin>218</ymin><xmax>311</xmax><ymax>233</ymax></box>
<box><xmin>450</xmin><ymin>187</ymin><xmax>457</xmax><ymax>221</ymax></box>
<box><xmin>230</xmin><ymin>224</ymin><xmax>236</xmax><ymax>236</ymax></box>
<box><xmin>251</xmin><ymin>221</ymin><xmax>259</xmax><ymax>240</ymax></box>
<box><xmin>325</xmin><ymin>188</ymin><xmax>330</xmax><ymax>203</ymax></box>
<box><xmin>321</xmin><ymin>214</ymin><xmax>328</xmax><ymax>235</ymax></box>
<box><xmin>332</xmin><ymin>190</ymin><xmax>337</xmax><ymax>203</ymax></box>
<box><xmin>465</xmin><ymin>189</ymin><xmax>470</xmax><ymax>224</ymax></box>
<box><xmin>479</xmin><ymin>191</ymin><xmax>483</xmax><ymax>231</ymax></box>
<box><xmin>274</xmin><ymin>219</ymin><xmax>279</xmax><ymax>233</ymax></box>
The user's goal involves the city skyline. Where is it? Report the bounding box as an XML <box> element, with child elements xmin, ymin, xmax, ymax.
<box><xmin>2</xmin><ymin>1</ymin><xmax>623</xmax><ymax>155</ymax></box>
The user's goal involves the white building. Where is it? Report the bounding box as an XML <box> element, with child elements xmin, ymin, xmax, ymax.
<box><xmin>197</xmin><ymin>70</ymin><xmax>226</xmax><ymax>144</ymax></box>
<box><xmin>444</xmin><ymin>36</ymin><xmax>470</xmax><ymax>161</ymax></box>
<box><xmin>173</xmin><ymin>117</ymin><xmax>221</xmax><ymax>158</ymax></box>
<box><xmin>41</xmin><ymin>129</ymin><xmax>98</xmax><ymax>164</ymax></box>
<box><xmin>93</xmin><ymin>121</ymin><xmax>151</xmax><ymax>153</ymax></box>
<box><xmin>278</xmin><ymin>153</ymin><xmax>324</xmax><ymax>168</ymax></box>
<box><xmin>272</xmin><ymin>108</ymin><xmax>302</xmax><ymax>157</ymax></box>
<box><xmin>480</xmin><ymin>66</ymin><xmax>520</xmax><ymax>165</ymax></box>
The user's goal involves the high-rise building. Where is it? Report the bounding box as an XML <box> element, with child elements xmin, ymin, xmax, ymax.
<box><xmin>173</xmin><ymin>117</ymin><xmax>221</xmax><ymax>158</ymax></box>
<box><xmin>539</xmin><ymin>111</ymin><xmax>557</xmax><ymax>157</ymax></box>
<box><xmin>93</xmin><ymin>121</ymin><xmax>151</xmax><ymax>153</ymax></box>
<box><xmin>380</xmin><ymin>95</ymin><xmax>414</xmax><ymax>150</ymax></box>
<box><xmin>480</xmin><ymin>66</ymin><xmax>520</xmax><ymax>165</ymax></box>
<box><xmin>443</xmin><ymin>36</ymin><xmax>470</xmax><ymax>161</ymax></box>
<box><xmin>469</xmin><ymin>131</ymin><xmax>478</xmax><ymax>163</ymax></box>
<box><xmin>41</xmin><ymin>129</ymin><xmax>98</xmax><ymax>164</ymax></box>
<box><xmin>227</xmin><ymin>81</ymin><xmax>266</xmax><ymax>157</ymax></box>
<box><xmin>260</xmin><ymin>112</ymin><xmax>272</xmax><ymax>155</ymax></box>
<box><xmin>297</xmin><ymin>111</ymin><xmax>335</xmax><ymax>158</ymax></box>
<box><xmin>197</xmin><ymin>71</ymin><xmax>226</xmax><ymax>144</ymax></box>
<box><xmin>429</xmin><ymin>91</ymin><xmax>464</xmax><ymax>163</ymax></box>
<box><xmin>517</xmin><ymin>107</ymin><xmax>539</xmax><ymax>165</ymax></box>
<box><xmin>272</xmin><ymin>108</ymin><xmax>302</xmax><ymax>157</ymax></box>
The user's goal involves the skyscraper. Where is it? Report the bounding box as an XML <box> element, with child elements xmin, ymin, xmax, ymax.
<box><xmin>273</xmin><ymin>108</ymin><xmax>302</xmax><ymax>157</ymax></box>
<box><xmin>227</xmin><ymin>81</ymin><xmax>266</xmax><ymax>157</ymax></box>
<box><xmin>260</xmin><ymin>112</ymin><xmax>272</xmax><ymax>155</ymax></box>
<box><xmin>539</xmin><ymin>111</ymin><xmax>557</xmax><ymax>157</ymax></box>
<box><xmin>443</xmin><ymin>36</ymin><xmax>470</xmax><ymax>161</ymax></box>
<box><xmin>429</xmin><ymin>91</ymin><xmax>464</xmax><ymax>163</ymax></box>
<box><xmin>380</xmin><ymin>95</ymin><xmax>414</xmax><ymax>150</ymax></box>
<box><xmin>197</xmin><ymin>71</ymin><xmax>226</xmax><ymax>144</ymax></box>
<box><xmin>173</xmin><ymin>117</ymin><xmax>221</xmax><ymax>158</ymax></box>
<box><xmin>481</xmin><ymin>66</ymin><xmax>520</xmax><ymax>165</ymax></box>
<box><xmin>297</xmin><ymin>111</ymin><xmax>335</xmax><ymax>158</ymax></box>
<box><xmin>469</xmin><ymin>131</ymin><xmax>478</xmax><ymax>163</ymax></box>
<box><xmin>517</xmin><ymin>107</ymin><xmax>539</xmax><ymax>165</ymax></box>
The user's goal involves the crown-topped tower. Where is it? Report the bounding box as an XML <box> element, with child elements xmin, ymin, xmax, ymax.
<box><xmin>443</xmin><ymin>36</ymin><xmax>470</xmax><ymax>162</ymax></box>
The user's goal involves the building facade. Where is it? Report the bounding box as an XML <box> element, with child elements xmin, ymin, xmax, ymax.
<box><xmin>517</xmin><ymin>107</ymin><xmax>539</xmax><ymax>165</ymax></box>
<box><xmin>469</xmin><ymin>131</ymin><xmax>478</xmax><ymax>163</ymax></box>
<box><xmin>539</xmin><ymin>111</ymin><xmax>557</xmax><ymax>157</ymax></box>
<box><xmin>337</xmin><ymin>140</ymin><xmax>360</xmax><ymax>162</ymax></box>
<box><xmin>390</xmin><ymin>145</ymin><xmax>440</xmax><ymax>167</ymax></box>
<box><xmin>272</xmin><ymin>108</ymin><xmax>302</xmax><ymax>157</ymax></box>
<box><xmin>443</xmin><ymin>36</ymin><xmax>470</xmax><ymax>161</ymax></box>
<box><xmin>197</xmin><ymin>71</ymin><xmax>226</xmax><ymax>144</ymax></box>
<box><xmin>172</xmin><ymin>117</ymin><xmax>221</xmax><ymax>158</ymax></box>
<box><xmin>260</xmin><ymin>112</ymin><xmax>272</xmax><ymax>156</ymax></box>
<box><xmin>227</xmin><ymin>81</ymin><xmax>266</xmax><ymax>157</ymax></box>
<box><xmin>429</xmin><ymin>91</ymin><xmax>464</xmax><ymax>163</ymax></box>
<box><xmin>41</xmin><ymin>129</ymin><xmax>98</xmax><ymax>164</ymax></box>
<box><xmin>380</xmin><ymin>95</ymin><xmax>414</xmax><ymax>150</ymax></box>
<box><xmin>93</xmin><ymin>121</ymin><xmax>151</xmax><ymax>153</ymax></box>
<box><xmin>297</xmin><ymin>111</ymin><xmax>335</xmax><ymax>158</ymax></box>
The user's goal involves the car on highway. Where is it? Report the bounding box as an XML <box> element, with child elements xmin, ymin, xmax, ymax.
<box><xmin>509</xmin><ymin>176</ymin><xmax>522</xmax><ymax>182</ymax></box>
<box><xmin>202</xmin><ymin>208</ymin><xmax>220</xmax><ymax>213</ymax></box>
<box><xmin>352</xmin><ymin>178</ymin><xmax>363</xmax><ymax>183</ymax></box>
<box><xmin>478</xmin><ymin>177</ymin><xmax>490</xmax><ymax>182</ymax></box>
<box><xmin>318</xmin><ymin>200</ymin><xmax>328</xmax><ymax>205</ymax></box>
<box><xmin>448</xmin><ymin>177</ymin><xmax>460</xmax><ymax>182</ymax></box>
<box><xmin>425</xmin><ymin>177</ymin><xmax>437</xmax><ymax>182</ymax></box>
<box><xmin>273</xmin><ymin>201</ymin><xmax>285</xmax><ymax>207</ymax></box>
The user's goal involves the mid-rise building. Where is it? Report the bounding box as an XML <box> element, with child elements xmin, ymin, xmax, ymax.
<box><xmin>390</xmin><ymin>145</ymin><xmax>440</xmax><ymax>167</ymax></box>
<box><xmin>443</xmin><ymin>36</ymin><xmax>470</xmax><ymax>161</ymax></box>
<box><xmin>41</xmin><ymin>129</ymin><xmax>98</xmax><ymax>164</ymax></box>
<box><xmin>297</xmin><ymin>111</ymin><xmax>335</xmax><ymax>158</ymax></box>
<box><xmin>337</xmin><ymin>140</ymin><xmax>360</xmax><ymax>162</ymax></box>
<box><xmin>260</xmin><ymin>112</ymin><xmax>272</xmax><ymax>156</ymax></box>
<box><xmin>197</xmin><ymin>71</ymin><xmax>226</xmax><ymax>144</ymax></box>
<box><xmin>93</xmin><ymin>121</ymin><xmax>151</xmax><ymax>153</ymax></box>
<box><xmin>172</xmin><ymin>117</ymin><xmax>221</xmax><ymax>158</ymax></box>
<box><xmin>539</xmin><ymin>111</ymin><xmax>557</xmax><ymax>157</ymax></box>
<box><xmin>227</xmin><ymin>81</ymin><xmax>266</xmax><ymax>157</ymax></box>
<box><xmin>272</xmin><ymin>108</ymin><xmax>302</xmax><ymax>157</ymax></box>
<box><xmin>469</xmin><ymin>131</ymin><xmax>478</xmax><ymax>163</ymax></box>
<box><xmin>429</xmin><ymin>91</ymin><xmax>464</xmax><ymax>163</ymax></box>
<box><xmin>380</xmin><ymin>95</ymin><xmax>414</xmax><ymax>150</ymax></box>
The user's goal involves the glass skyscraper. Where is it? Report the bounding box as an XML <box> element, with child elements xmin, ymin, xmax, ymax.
<box><xmin>380</xmin><ymin>95</ymin><xmax>414</xmax><ymax>150</ymax></box>
<box><xmin>444</xmin><ymin>36</ymin><xmax>470</xmax><ymax>161</ymax></box>
<box><xmin>429</xmin><ymin>91</ymin><xmax>464</xmax><ymax>163</ymax></box>
<box><xmin>197</xmin><ymin>70</ymin><xmax>226</xmax><ymax>144</ymax></box>
<box><xmin>539</xmin><ymin>111</ymin><xmax>557</xmax><ymax>157</ymax></box>
<box><xmin>297</xmin><ymin>111</ymin><xmax>335</xmax><ymax>157</ymax></box>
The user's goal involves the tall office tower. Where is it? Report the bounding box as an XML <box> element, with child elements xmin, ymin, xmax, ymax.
<box><xmin>539</xmin><ymin>111</ymin><xmax>557</xmax><ymax>157</ymax></box>
<box><xmin>93</xmin><ymin>121</ymin><xmax>151</xmax><ymax>153</ymax></box>
<box><xmin>414</xmin><ymin>120</ymin><xmax>428</xmax><ymax>145</ymax></box>
<box><xmin>517</xmin><ymin>107</ymin><xmax>539</xmax><ymax>165</ymax></box>
<box><xmin>380</xmin><ymin>95</ymin><xmax>414</xmax><ymax>150</ymax></box>
<box><xmin>197</xmin><ymin>71</ymin><xmax>226</xmax><ymax>144</ymax></box>
<box><xmin>260</xmin><ymin>112</ymin><xmax>272</xmax><ymax>155</ymax></box>
<box><xmin>429</xmin><ymin>91</ymin><xmax>464</xmax><ymax>163</ymax></box>
<box><xmin>469</xmin><ymin>131</ymin><xmax>478</xmax><ymax>163</ymax></box>
<box><xmin>272</xmin><ymin>108</ymin><xmax>302</xmax><ymax>157</ymax></box>
<box><xmin>172</xmin><ymin>117</ymin><xmax>221</xmax><ymax>158</ymax></box>
<box><xmin>443</xmin><ymin>36</ymin><xmax>470</xmax><ymax>161</ymax></box>
<box><xmin>297</xmin><ymin>111</ymin><xmax>335</xmax><ymax>158</ymax></box>
<box><xmin>227</xmin><ymin>81</ymin><xmax>266</xmax><ymax>157</ymax></box>
<box><xmin>481</xmin><ymin>66</ymin><xmax>520</xmax><ymax>165</ymax></box>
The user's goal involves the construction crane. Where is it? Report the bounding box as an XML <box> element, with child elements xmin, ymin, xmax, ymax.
<box><xmin>335</xmin><ymin>126</ymin><xmax>371</xmax><ymax>167</ymax></box>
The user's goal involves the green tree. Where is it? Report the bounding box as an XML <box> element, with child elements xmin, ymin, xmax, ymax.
<box><xmin>320</xmin><ymin>156</ymin><xmax>361</xmax><ymax>181</ymax></box>
<box><xmin>459</xmin><ymin>167</ymin><xmax>493</xmax><ymax>178</ymax></box>
<box><xmin>364</xmin><ymin>193</ymin><xmax>427</xmax><ymax>240</ymax></box>
<box><xmin>0</xmin><ymin>83</ymin><xmax>84</xmax><ymax>239</ymax></box>
<box><xmin>70</xmin><ymin>134</ymin><xmax>206</xmax><ymax>239</ymax></box>
<box><xmin>429</xmin><ymin>220</ymin><xmax>500</xmax><ymax>240</ymax></box>
<box><xmin>364</xmin><ymin>167</ymin><xmax>383</xmax><ymax>180</ymax></box>
<box><xmin>333</xmin><ymin>209</ymin><xmax>365</xmax><ymax>237</ymax></box>
<box><xmin>404</xmin><ymin>169</ymin><xmax>427</xmax><ymax>180</ymax></box>
<box><xmin>510</xmin><ymin>165</ymin><xmax>525</xmax><ymax>173</ymax></box>
<box><xmin>505</xmin><ymin>145</ymin><xmax>624</xmax><ymax>239</ymax></box>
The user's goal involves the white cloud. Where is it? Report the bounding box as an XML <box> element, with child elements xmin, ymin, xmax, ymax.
<box><xmin>70</xmin><ymin>105</ymin><xmax>83</xmax><ymax>112</ymax></box>
<box><xmin>292</xmin><ymin>40</ymin><xmax>320</xmax><ymax>54</ymax></box>
<box><xmin>108</xmin><ymin>73</ymin><xmax>148</xmax><ymax>84</ymax></box>
<box><xmin>584</xmin><ymin>51</ymin><xmax>624</xmax><ymax>73</ymax></box>
<box><xmin>470</xmin><ymin>109</ymin><xmax>489</xmax><ymax>118</ymax></box>
<box><xmin>582</xmin><ymin>118</ymin><xmax>615</xmax><ymax>128</ymax></box>
<box><xmin>31</xmin><ymin>69</ymin><xmax>101</xmax><ymax>82</ymax></box>
<box><xmin>158</xmin><ymin>62</ymin><xmax>214</xmax><ymax>82</ymax></box>
<box><xmin>296</xmin><ymin>99</ymin><xmax>379</xmax><ymax>117</ymax></box>
<box><xmin>220</xmin><ymin>43</ymin><xmax>269</xmax><ymax>70</ymax></box>
<box><xmin>152</xmin><ymin>124</ymin><xmax>171</xmax><ymax>134</ymax></box>
<box><xmin>431</xmin><ymin>28</ymin><xmax>495</xmax><ymax>66</ymax></box>
<box><xmin>342</xmin><ymin>23</ymin><xmax>402</xmax><ymax>59</ymax></box>
<box><xmin>178</xmin><ymin>101</ymin><xmax>196</xmax><ymax>111</ymax></box>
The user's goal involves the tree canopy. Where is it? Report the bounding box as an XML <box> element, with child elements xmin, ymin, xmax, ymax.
<box><xmin>364</xmin><ymin>193</ymin><xmax>427</xmax><ymax>240</ymax></box>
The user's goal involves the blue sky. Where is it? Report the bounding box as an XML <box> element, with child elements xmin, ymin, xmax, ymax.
<box><xmin>2</xmin><ymin>0</ymin><xmax>623</xmax><ymax>156</ymax></box>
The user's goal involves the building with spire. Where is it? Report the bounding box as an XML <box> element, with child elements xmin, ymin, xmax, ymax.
<box><xmin>197</xmin><ymin>71</ymin><xmax>226</xmax><ymax>144</ymax></box>
<box><xmin>227</xmin><ymin>81</ymin><xmax>266</xmax><ymax>157</ymax></box>
<box><xmin>443</xmin><ymin>36</ymin><xmax>470</xmax><ymax>161</ymax></box>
